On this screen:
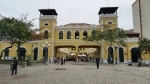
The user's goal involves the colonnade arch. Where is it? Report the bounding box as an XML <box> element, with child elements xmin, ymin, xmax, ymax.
<box><xmin>131</xmin><ymin>47</ymin><xmax>141</xmax><ymax>62</ymax></box>
<box><xmin>17</xmin><ymin>47</ymin><xmax>26</xmax><ymax>60</ymax></box>
<box><xmin>33</xmin><ymin>47</ymin><xmax>38</xmax><ymax>60</ymax></box>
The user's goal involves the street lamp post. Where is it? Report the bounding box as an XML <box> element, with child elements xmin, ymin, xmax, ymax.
<box><xmin>114</xmin><ymin>44</ymin><xmax>119</xmax><ymax>64</ymax></box>
<box><xmin>43</xmin><ymin>41</ymin><xmax>50</xmax><ymax>65</ymax></box>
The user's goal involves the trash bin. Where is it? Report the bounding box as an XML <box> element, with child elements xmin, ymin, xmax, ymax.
<box><xmin>10</xmin><ymin>63</ymin><xmax>13</xmax><ymax>70</ymax></box>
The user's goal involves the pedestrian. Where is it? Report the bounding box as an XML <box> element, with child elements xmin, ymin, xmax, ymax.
<box><xmin>12</xmin><ymin>57</ymin><xmax>18</xmax><ymax>75</ymax></box>
<box><xmin>89</xmin><ymin>56</ymin><xmax>92</xmax><ymax>62</ymax></box>
<box><xmin>61</xmin><ymin>56</ymin><xmax>63</xmax><ymax>65</ymax></box>
<box><xmin>64</xmin><ymin>58</ymin><xmax>66</xmax><ymax>64</ymax></box>
<box><xmin>137</xmin><ymin>57</ymin><xmax>142</xmax><ymax>67</ymax></box>
<box><xmin>96</xmin><ymin>56</ymin><xmax>100</xmax><ymax>69</ymax></box>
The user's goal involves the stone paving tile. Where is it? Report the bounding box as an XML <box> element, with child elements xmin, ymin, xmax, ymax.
<box><xmin>0</xmin><ymin>62</ymin><xmax>150</xmax><ymax>84</ymax></box>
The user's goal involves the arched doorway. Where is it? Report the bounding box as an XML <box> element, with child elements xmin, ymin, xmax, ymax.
<box><xmin>33</xmin><ymin>47</ymin><xmax>38</xmax><ymax>60</ymax></box>
<box><xmin>17</xmin><ymin>47</ymin><xmax>26</xmax><ymax>60</ymax></box>
<box><xmin>4</xmin><ymin>48</ymin><xmax>9</xmax><ymax>60</ymax></box>
<box><xmin>131</xmin><ymin>48</ymin><xmax>141</xmax><ymax>62</ymax></box>
<box><xmin>119</xmin><ymin>47</ymin><xmax>124</xmax><ymax>62</ymax></box>
<box><xmin>108</xmin><ymin>47</ymin><xmax>114</xmax><ymax>63</ymax></box>
<box><xmin>43</xmin><ymin>47</ymin><xmax>48</xmax><ymax>61</ymax></box>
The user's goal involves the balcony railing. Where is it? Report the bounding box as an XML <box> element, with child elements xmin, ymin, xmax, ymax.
<box><xmin>39</xmin><ymin>15</ymin><xmax>57</xmax><ymax>20</ymax></box>
<box><xmin>100</xmin><ymin>14</ymin><xmax>118</xmax><ymax>17</ymax></box>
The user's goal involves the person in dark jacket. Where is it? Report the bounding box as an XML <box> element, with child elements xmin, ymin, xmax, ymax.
<box><xmin>12</xmin><ymin>57</ymin><xmax>18</xmax><ymax>75</ymax></box>
<box><xmin>61</xmin><ymin>56</ymin><xmax>63</xmax><ymax>65</ymax></box>
<box><xmin>96</xmin><ymin>56</ymin><xmax>100</xmax><ymax>69</ymax></box>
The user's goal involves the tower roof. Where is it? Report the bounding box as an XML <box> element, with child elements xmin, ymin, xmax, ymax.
<box><xmin>98</xmin><ymin>7</ymin><xmax>118</xmax><ymax>14</ymax></box>
<box><xmin>39</xmin><ymin>9</ymin><xmax>58</xmax><ymax>15</ymax></box>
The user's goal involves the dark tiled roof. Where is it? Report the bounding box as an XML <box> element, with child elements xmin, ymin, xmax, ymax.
<box><xmin>39</xmin><ymin>9</ymin><xmax>58</xmax><ymax>15</ymax></box>
<box><xmin>64</xmin><ymin>23</ymin><xmax>92</xmax><ymax>26</ymax></box>
<box><xmin>98</xmin><ymin>7</ymin><xmax>118</xmax><ymax>14</ymax></box>
<box><xmin>124</xmin><ymin>30</ymin><xmax>140</xmax><ymax>34</ymax></box>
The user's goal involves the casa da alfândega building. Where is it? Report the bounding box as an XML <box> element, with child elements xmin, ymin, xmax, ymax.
<box><xmin>1</xmin><ymin>7</ymin><xmax>147</xmax><ymax>63</ymax></box>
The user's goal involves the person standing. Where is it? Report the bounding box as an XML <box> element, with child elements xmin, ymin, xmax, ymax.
<box><xmin>96</xmin><ymin>56</ymin><xmax>100</xmax><ymax>69</ymax></box>
<box><xmin>61</xmin><ymin>56</ymin><xmax>63</xmax><ymax>65</ymax></box>
<box><xmin>63</xmin><ymin>58</ymin><xmax>66</xmax><ymax>65</ymax></box>
<box><xmin>12</xmin><ymin>57</ymin><xmax>18</xmax><ymax>75</ymax></box>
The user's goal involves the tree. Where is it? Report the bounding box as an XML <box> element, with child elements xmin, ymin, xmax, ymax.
<box><xmin>82</xmin><ymin>25</ymin><xmax>127</xmax><ymax>63</ymax></box>
<box><xmin>30</xmin><ymin>26</ymin><xmax>53</xmax><ymax>41</ymax></box>
<box><xmin>0</xmin><ymin>14</ymin><xmax>33</xmax><ymax>60</ymax></box>
<box><xmin>138</xmin><ymin>37</ymin><xmax>150</xmax><ymax>61</ymax></box>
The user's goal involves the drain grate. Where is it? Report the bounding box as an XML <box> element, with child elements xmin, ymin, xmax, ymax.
<box><xmin>55</xmin><ymin>68</ymin><xmax>66</xmax><ymax>70</ymax></box>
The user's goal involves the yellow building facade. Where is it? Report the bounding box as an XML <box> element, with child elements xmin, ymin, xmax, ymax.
<box><xmin>1</xmin><ymin>7</ymin><xmax>149</xmax><ymax>63</ymax></box>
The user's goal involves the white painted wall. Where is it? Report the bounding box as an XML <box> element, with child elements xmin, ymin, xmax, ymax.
<box><xmin>132</xmin><ymin>1</ymin><xmax>140</xmax><ymax>34</ymax></box>
<box><xmin>133</xmin><ymin>0</ymin><xmax>150</xmax><ymax>38</ymax></box>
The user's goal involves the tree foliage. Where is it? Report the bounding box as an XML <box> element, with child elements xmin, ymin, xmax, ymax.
<box><xmin>0</xmin><ymin>14</ymin><xmax>33</xmax><ymax>60</ymax></box>
<box><xmin>82</xmin><ymin>25</ymin><xmax>127</xmax><ymax>63</ymax></box>
<box><xmin>138</xmin><ymin>37</ymin><xmax>150</xmax><ymax>55</ymax></box>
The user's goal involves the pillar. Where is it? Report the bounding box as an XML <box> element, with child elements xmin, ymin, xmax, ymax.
<box><xmin>75</xmin><ymin>46</ymin><xmax>79</xmax><ymax>56</ymax></box>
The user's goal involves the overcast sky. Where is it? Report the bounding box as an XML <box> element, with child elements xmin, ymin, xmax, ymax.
<box><xmin>0</xmin><ymin>0</ymin><xmax>135</xmax><ymax>30</ymax></box>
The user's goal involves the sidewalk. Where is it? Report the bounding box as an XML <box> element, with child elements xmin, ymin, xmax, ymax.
<box><xmin>0</xmin><ymin>62</ymin><xmax>150</xmax><ymax>84</ymax></box>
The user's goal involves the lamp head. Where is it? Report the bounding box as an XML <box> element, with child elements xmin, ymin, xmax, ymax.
<box><xmin>45</xmin><ymin>41</ymin><xmax>48</xmax><ymax>44</ymax></box>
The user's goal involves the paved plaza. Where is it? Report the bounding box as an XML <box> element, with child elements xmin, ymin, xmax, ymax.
<box><xmin>0</xmin><ymin>62</ymin><xmax>150</xmax><ymax>84</ymax></box>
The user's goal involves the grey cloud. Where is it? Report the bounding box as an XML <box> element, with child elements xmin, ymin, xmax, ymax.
<box><xmin>0</xmin><ymin>0</ymin><xmax>136</xmax><ymax>29</ymax></box>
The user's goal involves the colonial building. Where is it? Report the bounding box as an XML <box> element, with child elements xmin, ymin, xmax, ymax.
<box><xmin>1</xmin><ymin>6</ymin><xmax>147</xmax><ymax>63</ymax></box>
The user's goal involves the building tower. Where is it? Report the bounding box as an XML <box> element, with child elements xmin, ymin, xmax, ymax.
<box><xmin>98</xmin><ymin>7</ymin><xmax>119</xmax><ymax>29</ymax></box>
<box><xmin>39</xmin><ymin>9</ymin><xmax>58</xmax><ymax>37</ymax></box>
<box><xmin>98</xmin><ymin>7</ymin><xmax>119</xmax><ymax>63</ymax></box>
<box><xmin>39</xmin><ymin>9</ymin><xmax>58</xmax><ymax>61</ymax></box>
<box><xmin>132</xmin><ymin>0</ymin><xmax>150</xmax><ymax>38</ymax></box>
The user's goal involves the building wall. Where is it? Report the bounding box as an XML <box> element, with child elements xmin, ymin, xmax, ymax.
<box><xmin>1</xmin><ymin>7</ymin><xmax>149</xmax><ymax>63</ymax></box>
<box><xmin>140</xmin><ymin>0</ymin><xmax>150</xmax><ymax>38</ymax></box>
<box><xmin>132</xmin><ymin>0</ymin><xmax>141</xmax><ymax>34</ymax></box>
<box><xmin>133</xmin><ymin>0</ymin><xmax>150</xmax><ymax>38</ymax></box>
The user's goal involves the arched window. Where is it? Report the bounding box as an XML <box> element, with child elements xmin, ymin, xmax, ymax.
<box><xmin>44</xmin><ymin>30</ymin><xmax>49</xmax><ymax>39</ymax></box>
<box><xmin>67</xmin><ymin>30</ymin><xmax>71</xmax><ymax>39</ymax></box>
<box><xmin>83</xmin><ymin>30</ymin><xmax>88</xmax><ymax>38</ymax></box>
<box><xmin>108</xmin><ymin>21</ymin><xmax>112</xmax><ymax>24</ymax></box>
<box><xmin>44</xmin><ymin>23</ymin><xmax>49</xmax><ymax>26</ymax></box>
<box><xmin>91</xmin><ymin>30</ymin><xmax>96</xmax><ymax>35</ymax></box>
<box><xmin>75</xmin><ymin>30</ymin><xmax>79</xmax><ymax>39</ymax></box>
<box><xmin>59</xmin><ymin>31</ymin><xmax>63</xmax><ymax>39</ymax></box>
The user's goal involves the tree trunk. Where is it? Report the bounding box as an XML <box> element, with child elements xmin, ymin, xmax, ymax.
<box><xmin>0</xmin><ymin>45</ymin><xmax>13</xmax><ymax>61</ymax></box>
<box><xmin>17</xmin><ymin>43</ymin><xmax>21</xmax><ymax>60</ymax></box>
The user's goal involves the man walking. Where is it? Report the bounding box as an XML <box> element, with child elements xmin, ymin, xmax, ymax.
<box><xmin>12</xmin><ymin>57</ymin><xmax>18</xmax><ymax>75</ymax></box>
<box><xmin>96</xmin><ymin>56</ymin><xmax>100</xmax><ymax>69</ymax></box>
